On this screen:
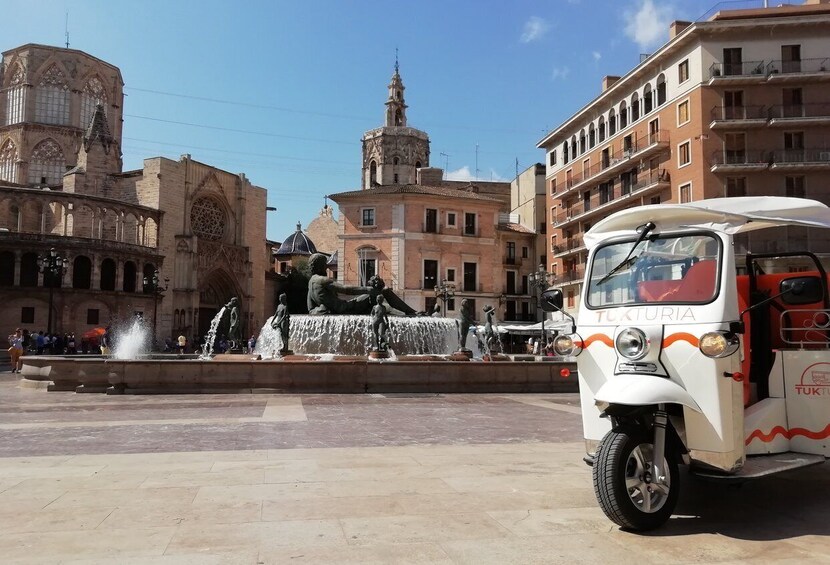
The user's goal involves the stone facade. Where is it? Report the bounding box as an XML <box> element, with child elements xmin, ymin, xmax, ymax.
<box><xmin>305</xmin><ymin>203</ymin><xmax>338</xmax><ymax>255</ymax></box>
<box><xmin>0</xmin><ymin>44</ymin><xmax>268</xmax><ymax>344</ymax></box>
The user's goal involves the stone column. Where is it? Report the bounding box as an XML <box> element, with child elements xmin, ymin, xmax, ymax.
<box><xmin>13</xmin><ymin>251</ymin><xmax>21</xmax><ymax>287</ymax></box>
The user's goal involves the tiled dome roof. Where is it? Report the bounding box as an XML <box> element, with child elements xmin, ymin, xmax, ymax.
<box><xmin>275</xmin><ymin>222</ymin><xmax>317</xmax><ymax>256</ymax></box>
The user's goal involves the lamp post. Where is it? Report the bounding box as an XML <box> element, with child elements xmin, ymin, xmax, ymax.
<box><xmin>143</xmin><ymin>269</ymin><xmax>169</xmax><ymax>349</ymax></box>
<box><xmin>528</xmin><ymin>264</ymin><xmax>553</xmax><ymax>349</ymax></box>
<box><xmin>37</xmin><ymin>248</ymin><xmax>67</xmax><ymax>335</ymax></box>
<box><xmin>433</xmin><ymin>280</ymin><xmax>456</xmax><ymax>317</ymax></box>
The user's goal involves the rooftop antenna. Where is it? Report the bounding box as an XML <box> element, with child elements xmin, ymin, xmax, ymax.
<box><xmin>439</xmin><ymin>152</ymin><xmax>449</xmax><ymax>178</ymax></box>
<box><xmin>475</xmin><ymin>144</ymin><xmax>480</xmax><ymax>181</ymax></box>
<box><xmin>395</xmin><ymin>47</ymin><xmax>399</xmax><ymax>74</ymax></box>
<box><xmin>65</xmin><ymin>13</ymin><xmax>70</xmax><ymax>49</ymax></box>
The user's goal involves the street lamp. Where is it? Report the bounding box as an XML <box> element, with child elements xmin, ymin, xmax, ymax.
<box><xmin>37</xmin><ymin>248</ymin><xmax>67</xmax><ymax>335</ymax></box>
<box><xmin>433</xmin><ymin>280</ymin><xmax>456</xmax><ymax>317</ymax></box>
<box><xmin>143</xmin><ymin>269</ymin><xmax>169</xmax><ymax>348</ymax></box>
<box><xmin>528</xmin><ymin>264</ymin><xmax>554</xmax><ymax>348</ymax></box>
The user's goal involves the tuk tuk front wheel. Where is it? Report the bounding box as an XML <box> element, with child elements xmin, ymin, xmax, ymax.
<box><xmin>593</xmin><ymin>427</ymin><xmax>679</xmax><ymax>531</ymax></box>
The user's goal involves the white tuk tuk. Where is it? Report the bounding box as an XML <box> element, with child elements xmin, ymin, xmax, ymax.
<box><xmin>547</xmin><ymin>197</ymin><xmax>830</xmax><ymax>530</ymax></box>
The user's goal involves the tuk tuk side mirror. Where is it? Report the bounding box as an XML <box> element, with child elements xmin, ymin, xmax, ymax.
<box><xmin>541</xmin><ymin>289</ymin><xmax>563</xmax><ymax>312</ymax></box>
<box><xmin>780</xmin><ymin>276</ymin><xmax>822</xmax><ymax>305</ymax></box>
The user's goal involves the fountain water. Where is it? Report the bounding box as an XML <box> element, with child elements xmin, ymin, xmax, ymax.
<box><xmin>112</xmin><ymin>317</ymin><xmax>151</xmax><ymax>360</ymax></box>
<box><xmin>254</xmin><ymin>314</ymin><xmax>459</xmax><ymax>357</ymax></box>
<box><xmin>200</xmin><ymin>306</ymin><xmax>227</xmax><ymax>359</ymax></box>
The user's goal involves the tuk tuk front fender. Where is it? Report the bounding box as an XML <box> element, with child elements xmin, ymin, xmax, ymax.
<box><xmin>595</xmin><ymin>375</ymin><xmax>702</xmax><ymax>413</ymax></box>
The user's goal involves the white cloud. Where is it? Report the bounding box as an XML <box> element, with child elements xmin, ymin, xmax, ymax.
<box><xmin>520</xmin><ymin>16</ymin><xmax>550</xmax><ymax>43</ymax></box>
<box><xmin>551</xmin><ymin>66</ymin><xmax>571</xmax><ymax>81</ymax></box>
<box><xmin>592</xmin><ymin>51</ymin><xmax>602</xmax><ymax>62</ymax></box>
<box><xmin>446</xmin><ymin>166</ymin><xmax>507</xmax><ymax>182</ymax></box>
<box><xmin>624</xmin><ymin>0</ymin><xmax>674</xmax><ymax>51</ymax></box>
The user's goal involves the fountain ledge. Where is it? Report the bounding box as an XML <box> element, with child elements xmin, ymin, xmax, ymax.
<box><xmin>19</xmin><ymin>355</ymin><xmax>578</xmax><ymax>395</ymax></box>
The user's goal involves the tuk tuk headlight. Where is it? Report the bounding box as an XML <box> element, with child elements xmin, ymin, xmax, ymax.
<box><xmin>553</xmin><ymin>333</ymin><xmax>583</xmax><ymax>357</ymax></box>
<box><xmin>616</xmin><ymin>328</ymin><xmax>649</xmax><ymax>360</ymax></box>
<box><xmin>699</xmin><ymin>331</ymin><xmax>740</xmax><ymax>358</ymax></box>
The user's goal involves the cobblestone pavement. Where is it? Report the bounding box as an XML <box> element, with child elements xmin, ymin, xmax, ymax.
<box><xmin>0</xmin><ymin>373</ymin><xmax>828</xmax><ymax>564</ymax></box>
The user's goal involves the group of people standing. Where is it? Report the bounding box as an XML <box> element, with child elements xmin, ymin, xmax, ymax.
<box><xmin>6</xmin><ymin>329</ymin><xmax>84</xmax><ymax>373</ymax></box>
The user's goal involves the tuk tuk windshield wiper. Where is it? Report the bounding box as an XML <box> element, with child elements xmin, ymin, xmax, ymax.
<box><xmin>596</xmin><ymin>222</ymin><xmax>656</xmax><ymax>286</ymax></box>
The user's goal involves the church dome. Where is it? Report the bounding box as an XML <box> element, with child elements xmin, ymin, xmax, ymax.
<box><xmin>275</xmin><ymin>222</ymin><xmax>317</xmax><ymax>256</ymax></box>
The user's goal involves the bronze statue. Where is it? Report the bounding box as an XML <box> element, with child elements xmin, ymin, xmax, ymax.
<box><xmin>271</xmin><ymin>293</ymin><xmax>290</xmax><ymax>353</ymax></box>
<box><xmin>456</xmin><ymin>298</ymin><xmax>474</xmax><ymax>351</ymax></box>
<box><xmin>483</xmin><ymin>304</ymin><xmax>499</xmax><ymax>354</ymax></box>
<box><xmin>225</xmin><ymin>297</ymin><xmax>242</xmax><ymax>345</ymax></box>
<box><xmin>371</xmin><ymin>295</ymin><xmax>391</xmax><ymax>352</ymax></box>
<box><xmin>306</xmin><ymin>253</ymin><xmax>418</xmax><ymax>316</ymax></box>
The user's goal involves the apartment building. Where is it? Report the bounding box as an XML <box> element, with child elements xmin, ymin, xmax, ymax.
<box><xmin>538</xmin><ymin>0</ymin><xmax>830</xmax><ymax>316</ymax></box>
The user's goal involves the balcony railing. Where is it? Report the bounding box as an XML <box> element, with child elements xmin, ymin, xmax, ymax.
<box><xmin>710</xmin><ymin>104</ymin><xmax>767</xmax><ymax>122</ymax></box>
<box><xmin>709</xmin><ymin>60</ymin><xmax>766</xmax><ymax>79</ymax></box>
<box><xmin>771</xmin><ymin>149</ymin><xmax>830</xmax><ymax>165</ymax></box>
<box><xmin>553</xmin><ymin>130</ymin><xmax>669</xmax><ymax>194</ymax></box>
<box><xmin>554</xmin><ymin>170</ymin><xmax>670</xmax><ymax>225</ymax></box>
<box><xmin>710</xmin><ymin>150</ymin><xmax>769</xmax><ymax>167</ymax></box>
<box><xmin>768</xmin><ymin>103</ymin><xmax>830</xmax><ymax>120</ymax></box>
<box><xmin>422</xmin><ymin>221</ymin><xmax>439</xmax><ymax>233</ymax></box>
<box><xmin>767</xmin><ymin>58</ymin><xmax>830</xmax><ymax>76</ymax></box>
<box><xmin>558</xmin><ymin>268</ymin><xmax>584</xmax><ymax>284</ymax></box>
<box><xmin>504</xmin><ymin>256</ymin><xmax>517</xmax><ymax>265</ymax></box>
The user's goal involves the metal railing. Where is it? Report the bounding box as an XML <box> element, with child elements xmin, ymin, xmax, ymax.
<box><xmin>768</xmin><ymin>103</ymin><xmax>830</xmax><ymax>120</ymax></box>
<box><xmin>710</xmin><ymin>104</ymin><xmax>766</xmax><ymax>121</ymax></box>
<box><xmin>767</xmin><ymin>58</ymin><xmax>830</xmax><ymax>76</ymax></box>
<box><xmin>558</xmin><ymin>268</ymin><xmax>584</xmax><ymax>283</ymax></box>
<box><xmin>710</xmin><ymin>150</ymin><xmax>769</xmax><ymax>166</ymax></box>
<box><xmin>709</xmin><ymin>60</ymin><xmax>766</xmax><ymax>79</ymax></box>
<box><xmin>771</xmin><ymin>149</ymin><xmax>830</xmax><ymax>164</ymax></box>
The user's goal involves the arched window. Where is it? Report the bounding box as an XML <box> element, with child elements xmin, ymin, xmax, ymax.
<box><xmin>656</xmin><ymin>74</ymin><xmax>667</xmax><ymax>106</ymax></box>
<box><xmin>142</xmin><ymin>263</ymin><xmax>155</xmax><ymax>294</ymax></box>
<box><xmin>589</xmin><ymin>124</ymin><xmax>596</xmax><ymax>148</ymax></box>
<box><xmin>598</xmin><ymin>117</ymin><xmax>606</xmax><ymax>142</ymax></box>
<box><xmin>27</xmin><ymin>139</ymin><xmax>65</xmax><ymax>186</ymax></box>
<box><xmin>5</xmin><ymin>65</ymin><xmax>25</xmax><ymax>125</ymax></box>
<box><xmin>395</xmin><ymin>109</ymin><xmax>402</xmax><ymax>126</ymax></box>
<box><xmin>0</xmin><ymin>251</ymin><xmax>14</xmax><ymax>286</ymax></box>
<box><xmin>631</xmin><ymin>93</ymin><xmax>640</xmax><ymax>121</ymax></box>
<box><xmin>415</xmin><ymin>161</ymin><xmax>421</xmax><ymax>169</ymax></box>
<box><xmin>73</xmin><ymin>256</ymin><xmax>92</xmax><ymax>289</ymax></box>
<box><xmin>579</xmin><ymin>129</ymin><xmax>586</xmax><ymax>154</ymax></box>
<box><xmin>619</xmin><ymin>101</ymin><xmax>628</xmax><ymax>129</ymax></box>
<box><xmin>644</xmin><ymin>84</ymin><xmax>653</xmax><ymax>114</ymax></box>
<box><xmin>0</xmin><ymin>139</ymin><xmax>17</xmax><ymax>183</ymax></box>
<box><xmin>570</xmin><ymin>136</ymin><xmax>577</xmax><ymax>159</ymax></box>
<box><xmin>20</xmin><ymin>252</ymin><xmax>38</xmax><ymax>287</ymax></box>
<box><xmin>35</xmin><ymin>65</ymin><xmax>70</xmax><ymax>125</ymax></box>
<box><xmin>393</xmin><ymin>157</ymin><xmax>400</xmax><ymax>165</ymax></box>
<box><xmin>100</xmin><ymin>258</ymin><xmax>116</xmax><ymax>291</ymax></box>
<box><xmin>562</xmin><ymin>141</ymin><xmax>569</xmax><ymax>163</ymax></box>
<box><xmin>123</xmin><ymin>261</ymin><xmax>137</xmax><ymax>292</ymax></box>
<box><xmin>609</xmin><ymin>109</ymin><xmax>617</xmax><ymax>136</ymax></box>
<box><xmin>369</xmin><ymin>160</ymin><xmax>377</xmax><ymax>185</ymax></box>
<box><xmin>80</xmin><ymin>76</ymin><xmax>107</xmax><ymax>129</ymax></box>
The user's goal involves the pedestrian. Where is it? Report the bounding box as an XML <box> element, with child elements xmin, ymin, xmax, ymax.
<box><xmin>36</xmin><ymin>330</ymin><xmax>44</xmax><ymax>354</ymax></box>
<box><xmin>7</xmin><ymin>328</ymin><xmax>24</xmax><ymax>373</ymax></box>
<box><xmin>67</xmin><ymin>333</ymin><xmax>76</xmax><ymax>354</ymax></box>
<box><xmin>100</xmin><ymin>326</ymin><xmax>111</xmax><ymax>355</ymax></box>
<box><xmin>247</xmin><ymin>334</ymin><xmax>256</xmax><ymax>353</ymax></box>
<box><xmin>177</xmin><ymin>333</ymin><xmax>187</xmax><ymax>354</ymax></box>
<box><xmin>21</xmin><ymin>329</ymin><xmax>31</xmax><ymax>353</ymax></box>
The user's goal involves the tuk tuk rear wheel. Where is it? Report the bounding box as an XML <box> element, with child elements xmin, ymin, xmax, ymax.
<box><xmin>593</xmin><ymin>427</ymin><xmax>679</xmax><ymax>531</ymax></box>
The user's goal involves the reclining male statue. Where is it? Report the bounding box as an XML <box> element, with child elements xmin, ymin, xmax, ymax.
<box><xmin>307</xmin><ymin>253</ymin><xmax>419</xmax><ymax>316</ymax></box>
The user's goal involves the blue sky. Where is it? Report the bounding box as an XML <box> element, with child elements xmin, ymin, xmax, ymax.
<box><xmin>5</xmin><ymin>0</ymin><xmax>727</xmax><ymax>241</ymax></box>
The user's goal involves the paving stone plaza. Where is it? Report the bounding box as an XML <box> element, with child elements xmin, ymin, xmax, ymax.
<box><xmin>0</xmin><ymin>374</ymin><xmax>828</xmax><ymax>564</ymax></box>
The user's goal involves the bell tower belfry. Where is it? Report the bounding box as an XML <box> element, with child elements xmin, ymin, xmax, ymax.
<box><xmin>361</xmin><ymin>56</ymin><xmax>430</xmax><ymax>190</ymax></box>
<box><xmin>385</xmin><ymin>60</ymin><xmax>407</xmax><ymax>127</ymax></box>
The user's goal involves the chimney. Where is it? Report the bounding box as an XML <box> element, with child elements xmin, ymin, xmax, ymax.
<box><xmin>670</xmin><ymin>20</ymin><xmax>692</xmax><ymax>38</ymax></box>
<box><xmin>417</xmin><ymin>167</ymin><xmax>444</xmax><ymax>186</ymax></box>
<box><xmin>602</xmin><ymin>76</ymin><xmax>621</xmax><ymax>92</ymax></box>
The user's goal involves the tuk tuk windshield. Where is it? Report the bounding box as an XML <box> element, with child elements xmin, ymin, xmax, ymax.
<box><xmin>587</xmin><ymin>233</ymin><xmax>721</xmax><ymax>308</ymax></box>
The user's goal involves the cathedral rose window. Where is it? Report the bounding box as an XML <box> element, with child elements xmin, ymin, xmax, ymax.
<box><xmin>190</xmin><ymin>197</ymin><xmax>226</xmax><ymax>240</ymax></box>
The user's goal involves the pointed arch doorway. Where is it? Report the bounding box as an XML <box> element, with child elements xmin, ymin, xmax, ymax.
<box><xmin>198</xmin><ymin>269</ymin><xmax>241</xmax><ymax>338</ymax></box>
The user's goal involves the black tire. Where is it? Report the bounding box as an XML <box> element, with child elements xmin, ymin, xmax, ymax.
<box><xmin>592</xmin><ymin>426</ymin><xmax>679</xmax><ymax>531</ymax></box>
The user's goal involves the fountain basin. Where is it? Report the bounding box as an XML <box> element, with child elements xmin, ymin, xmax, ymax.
<box><xmin>20</xmin><ymin>355</ymin><xmax>578</xmax><ymax>394</ymax></box>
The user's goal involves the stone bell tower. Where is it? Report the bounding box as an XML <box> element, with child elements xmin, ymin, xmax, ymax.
<box><xmin>361</xmin><ymin>58</ymin><xmax>430</xmax><ymax>189</ymax></box>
